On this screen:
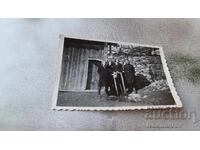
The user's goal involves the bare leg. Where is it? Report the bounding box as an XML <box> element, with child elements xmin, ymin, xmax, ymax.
<box><xmin>105</xmin><ymin>85</ymin><xmax>109</xmax><ymax>96</ymax></box>
<box><xmin>98</xmin><ymin>86</ymin><xmax>102</xmax><ymax>95</ymax></box>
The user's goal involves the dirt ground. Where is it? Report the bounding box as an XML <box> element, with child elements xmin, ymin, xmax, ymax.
<box><xmin>57</xmin><ymin>88</ymin><xmax>175</xmax><ymax>107</ymax></box>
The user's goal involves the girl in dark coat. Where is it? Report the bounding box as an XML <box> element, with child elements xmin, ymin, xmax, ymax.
<box><xmin>97</xmin><ymin>61</ymin><xmax>107</xmax><ymax>95</ymax></box>
<box><xmin>124</xmin><ymin>60</ymin><xmax>135</xmax><ymax>93</ymax></box>
<box><xmin>105</xmin><ymin>60</ymin><xmax>115</xmax><ymax>96</ymax></box>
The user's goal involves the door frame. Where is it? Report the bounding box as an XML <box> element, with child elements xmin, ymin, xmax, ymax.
<box><xmin>85</xmin><ymin>58</ymin><xmax>103</xmax><ymax>90</ymax></box>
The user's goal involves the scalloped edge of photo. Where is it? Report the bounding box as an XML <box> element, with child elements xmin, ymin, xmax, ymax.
<box><xmin>51</xmin><ymin>35</ymin><xmax>183</xmax><ymax>111</ymax></box>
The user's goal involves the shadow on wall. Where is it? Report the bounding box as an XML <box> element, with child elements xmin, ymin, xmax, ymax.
<box><xmin>135</xmin><ymin>74</ymin><xmax>151</xmax><ymax>91</ymax></box>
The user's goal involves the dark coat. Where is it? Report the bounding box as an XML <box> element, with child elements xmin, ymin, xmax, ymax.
<box><xmin>124</xmin><ymin>64</ymin><xmax>135</xmax><ymax>84</ymax></box>
<box><xmin>113</xmin><ymin>63</ymin><xmax>123</xmax><ymax>72</ymax></box>
<box><xmin>97</xmin><ymin>65</ymin><xmax>106</xmax><ymax>87</ymax></box>
<box><xmin>105</xmin><ymin>63</ymin><xmax>114</xmax><ymax>77</ymax></box>
<box><xmin>105</xmin><ymin>63</ymin><xmax>115</xmax><ymax>86</ymax></box>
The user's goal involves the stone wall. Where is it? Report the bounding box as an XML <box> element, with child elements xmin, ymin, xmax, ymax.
<box><xmin>108</xmin><ymin>45</ymin><xmax>166</xmax><ymax>82</ymax></box>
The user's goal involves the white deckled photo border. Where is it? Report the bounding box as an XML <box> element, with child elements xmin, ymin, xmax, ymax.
<box><xmin>51</xmin><ymin>35</ymin><xmax>183</xmax><ymax>111</ymax></box>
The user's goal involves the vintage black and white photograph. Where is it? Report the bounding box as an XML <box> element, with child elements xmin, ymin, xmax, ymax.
<box><xmin>52</xmin><ymin>36</ymin><xmax>182</xmax><ymax>110</ymax></box>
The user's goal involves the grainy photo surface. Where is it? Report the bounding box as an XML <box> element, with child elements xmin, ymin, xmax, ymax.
<box><xmin>52</xmin><ymin>36</ymin><xmax>182</xmax><ymax>110</ymax></box>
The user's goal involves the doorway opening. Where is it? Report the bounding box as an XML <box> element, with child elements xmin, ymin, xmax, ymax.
<box><xmin>85</xmin><ymin>59</ymin><xmax>102</xmax><ymax>90</ymax></box>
